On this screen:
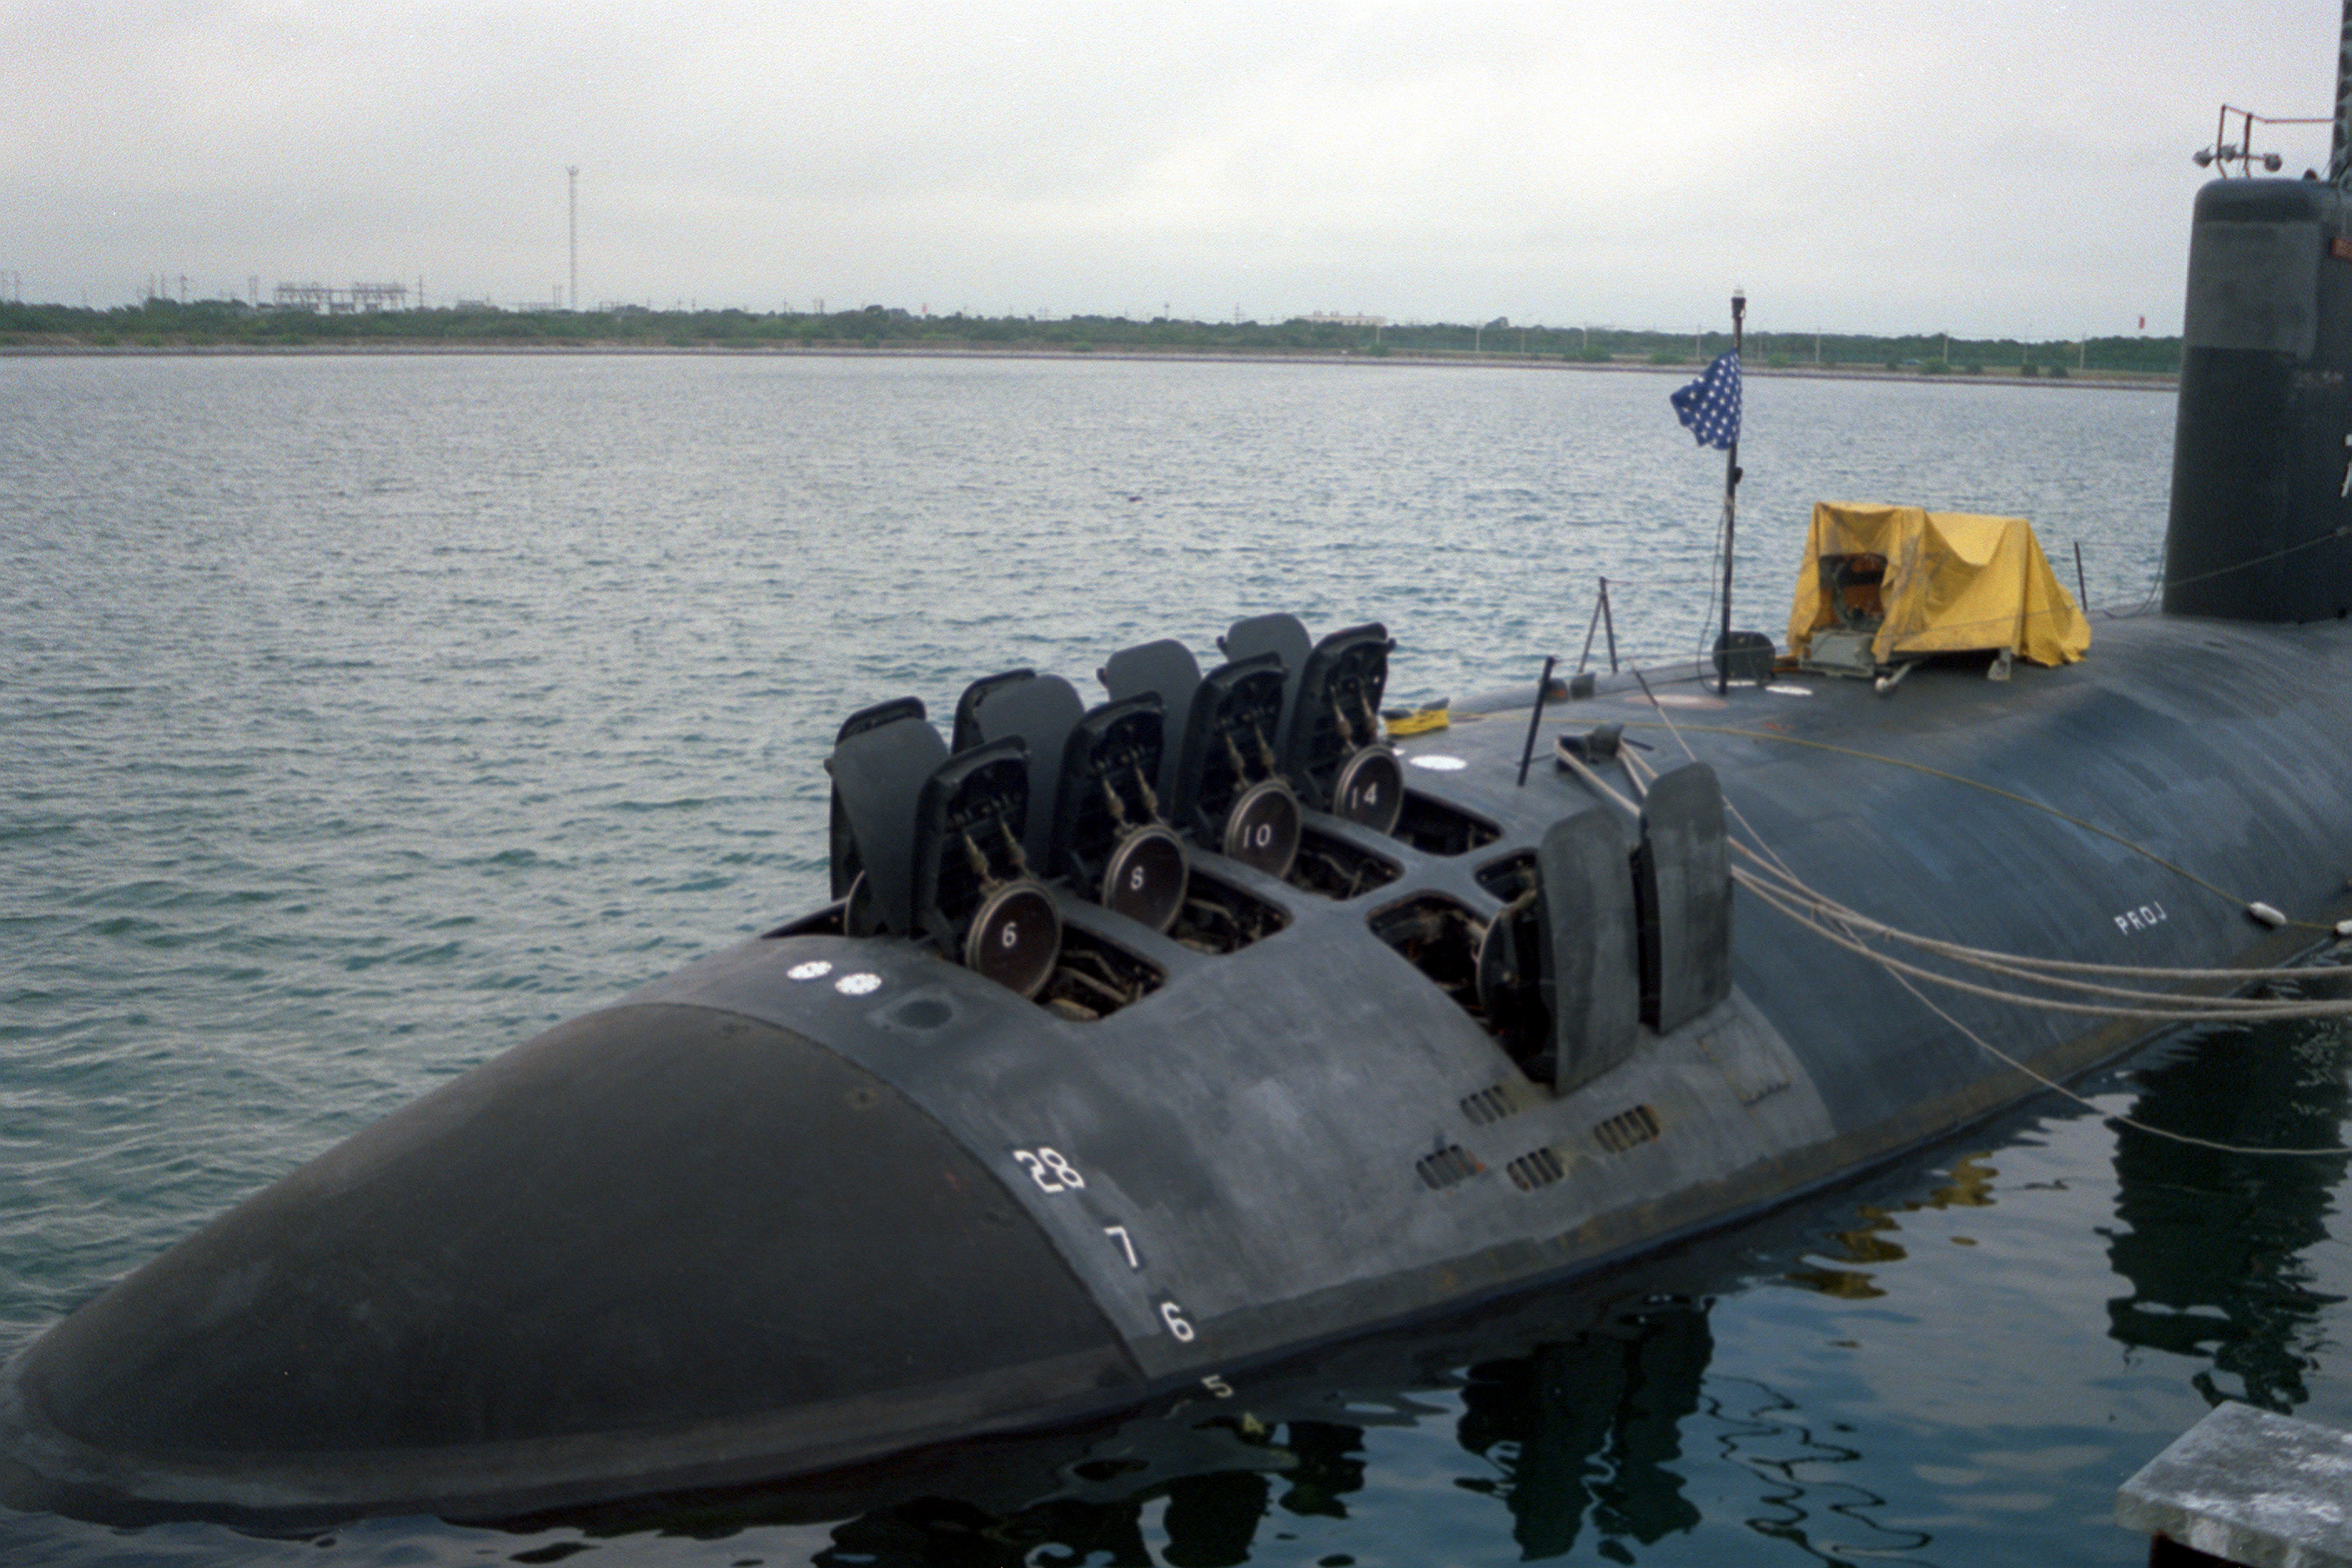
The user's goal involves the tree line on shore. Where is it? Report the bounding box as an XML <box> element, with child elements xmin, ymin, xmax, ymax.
<box><xmin>0</xmin><ymin>297</ymin><xmax>2184</xmax><ymax>375</ymax></box>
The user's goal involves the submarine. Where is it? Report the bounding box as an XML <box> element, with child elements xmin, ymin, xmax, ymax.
<box><xmin>8</xmin><ymin>173</ymin><xmax>2352</xmax><ymax>1534</ymax></box>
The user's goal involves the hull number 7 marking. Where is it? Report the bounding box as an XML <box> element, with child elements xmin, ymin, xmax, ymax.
<box><xmin>1104</xmin><ymin>1224</ymin><xmax>1141</xmax><ymax>1269</ymax></box>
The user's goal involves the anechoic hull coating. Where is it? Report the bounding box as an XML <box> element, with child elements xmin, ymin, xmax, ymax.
<box><xmin>4</xmin><ymin>612</ymin><xmax>2352</xmax><ymax>1520</ymax></box>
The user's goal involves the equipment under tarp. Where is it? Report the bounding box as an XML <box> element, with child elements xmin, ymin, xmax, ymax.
<box><xmin>1787</xmin><ymin>502</ymin><xmax>2091</xmax><ymax>670</ymax></box>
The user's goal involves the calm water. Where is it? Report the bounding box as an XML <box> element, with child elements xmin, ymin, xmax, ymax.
<box><xmin>3</xmin><ymin>351</ymin><xmax>2344</xmax><ymax>1566</ymax></box>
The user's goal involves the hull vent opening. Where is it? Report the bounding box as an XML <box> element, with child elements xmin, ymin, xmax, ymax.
<box><xmin>1169</xmin><ymin>869</ymin><xmax>1290</xmax><ymax>954</ymax></box>
<box><xmin>1284</xmin><ymin>828</ymin><xmax>1402</xmax><ymax>901</ymax></box>
<box><xmin>1038</xmin><ymin>926</ymin><xmax>1167</xmax><ymax>1022</ymax></box>
<box><xmin>1460</xmin><ymin>1081</ymin><xmax>1532</xmax><ymax>1127</ymax></box>
<box><xmin>1415</xmin><ymin>1144</ymin><xmax>1485</xmax><ymax>1190</ymax></box>
<box><xmin>1369</xmin><ymin>895</ymin><xmax>1484</xmax><ymax>1008</ymax></box>
<box><xmin>1392</xmin><ymin>792</ymin><xmax>1502</xmax><ymax>857</ymax></box>
<box><xmin>1474</xmin><ymin>851</ymin><xmax>1536</xmax><ymax>902</ymax></box>
<box><xmin>1591</xmin><ymin>1104</ymin><xmax>1663</xmax><ymax>1154</ymax></box>
<box><xmin>1506</xmin><ymin>1146</ymin><xmax>1569</xmax><ymax>1192</ymax></box>
<box><xmin>1369</xmin><ymin>894</ymin><xmax>1550</xmax><ymax>1079</ymax></box>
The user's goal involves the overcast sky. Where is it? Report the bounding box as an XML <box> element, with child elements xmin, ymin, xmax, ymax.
<box><xmin>3</xmin><ymin>1</ymin><xmax>2341</xmax><ymax>336</ymax></box>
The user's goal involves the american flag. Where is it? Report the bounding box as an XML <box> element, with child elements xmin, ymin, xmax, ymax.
<box><xmin>1670</xmin><ymin>351</ymin><xmax>1741</xmax><ymax>450</ymax></box>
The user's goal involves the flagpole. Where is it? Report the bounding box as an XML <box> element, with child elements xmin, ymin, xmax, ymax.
<box><xmin>1717</xmin><ymin>289</ymin><xmax>1745</xmax><ymax>696</ymax></box>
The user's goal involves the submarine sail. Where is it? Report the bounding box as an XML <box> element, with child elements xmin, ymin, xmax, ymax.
<box><xmin>2165</xmin><ymin>0</ymin><xmax>2352</xmax><ymax>622</ymax></box>
<box><xmin>2164</xmin><ymin>175</ymin><xmax>2352</xmax><ymax>621</ymax></box>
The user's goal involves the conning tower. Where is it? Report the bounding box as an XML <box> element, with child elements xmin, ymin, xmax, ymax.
<box><xmin>2163</xmin><ymin>13</ymin><xmax>2352</xmax><ymax>621</ymax></box>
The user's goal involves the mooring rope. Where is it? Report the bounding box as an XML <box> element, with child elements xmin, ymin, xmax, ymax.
<box><xmin>2157</xmin><ymin>524</ymin><xmax>2352</xmax><ymax>592</ymax></box>
<box><xmin>1614</xmin><ymin>717</ymin><xmax>2339</xmax><ymax>936</ymax></box>
<box><xmin>1565</xmin><ymin>741</ymin><xmax>2349</xmax><ymax>1019</ymax></box>
<box><xmin>1738</xmin><ymin>867</ymin><xmax>2330</xmax><ymax>1002</ymax></box>
<box><xmin>1566</xmin><ymin>674</ymin><xmax>2352</xmax><ymax>1157</ymax></box>
<box><xmin>1728</xmin><ymin>869</ymin><xmax>2352</xmax><ymax>1022</ymax></box>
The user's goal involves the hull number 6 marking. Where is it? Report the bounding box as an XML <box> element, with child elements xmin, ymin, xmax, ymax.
<box><xmin>1159</xmin><ymin>1301</ymin><xmax>1196</xmax><ymax>1341</ymax></box>
<box><xmin>1013</xmin><ymin>1148</ymin><xmax>1085</xmax><ymax>1193</ymax></box>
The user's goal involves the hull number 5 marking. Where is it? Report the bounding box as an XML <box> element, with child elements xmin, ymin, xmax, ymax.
<box><xmin>1013</xmin><ymin>1148</ymin><xmax>1085</xmax><ymax>1194</ymax></box>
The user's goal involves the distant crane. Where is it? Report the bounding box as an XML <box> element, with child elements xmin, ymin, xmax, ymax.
<box><xmin>567</xmin><ymin>166</ymin><xmax>580</xmax><ymax>310</ymax></box>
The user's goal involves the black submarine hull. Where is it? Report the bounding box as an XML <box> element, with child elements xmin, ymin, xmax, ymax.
<box><xmin>4</xmin><ymin>607</ymin><xmax>2349</xmax><ymax>1522</ymax></box>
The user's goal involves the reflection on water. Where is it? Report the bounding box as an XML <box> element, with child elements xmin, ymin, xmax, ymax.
<box><xmin>1456</xmin><ymin>1303</ymin><xmax>1709</xmax><ymax>1559</ymax></box>
<box><xmin>1786</xmin><ymin>1153</ymin><xmax>2001</xmax><ymax>1301</ymax></box>
<box><xmin>1696</xmin><ymin>1374</ymin><xmax>1932</xmax><ymax>1567</ymax></box>
<box><xmin>2105</xmin><ymin>1004</ymin><xmax>2352</xmax><ymax>1412</ymax></box>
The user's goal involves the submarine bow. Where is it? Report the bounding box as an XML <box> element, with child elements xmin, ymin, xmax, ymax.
<box><xmin>0</xmin><ymin>1002</ymin><xmax>1138</xmax><ymax>1516</ymax></box>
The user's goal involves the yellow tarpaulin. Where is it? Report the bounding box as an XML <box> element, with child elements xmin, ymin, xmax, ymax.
<box><xmin>1787</xmin><ymin>502</ymin><xmax>2091</xmax><ymax>667</ymax></box>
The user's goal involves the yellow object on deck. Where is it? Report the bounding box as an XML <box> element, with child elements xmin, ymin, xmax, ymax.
<box><xmin>1787</xmin><ymin>502</ymin><xmax>2091</xmax><ymax>668</ymax></box>
<box><xmin>1385</xmin><ymin>706</ymin><xmax>1451</xmax><ymax>736</ymax></box>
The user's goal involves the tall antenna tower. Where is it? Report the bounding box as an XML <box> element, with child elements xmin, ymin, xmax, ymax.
<box><xmin>2334</xmin><ymin>0</ymin><xmax>2352</xmax><ymax>185</ymax></box>
<box><xmin>567</xmin><ymin>165</ymin><xmax>580</xmax><ymax>310</ymax></box>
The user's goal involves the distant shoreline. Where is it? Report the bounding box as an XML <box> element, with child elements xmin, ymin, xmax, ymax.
<box><xmin>0</xmin><ymin>338</ymin><xmax>2178</xmax><ymax>390</ymax></box>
